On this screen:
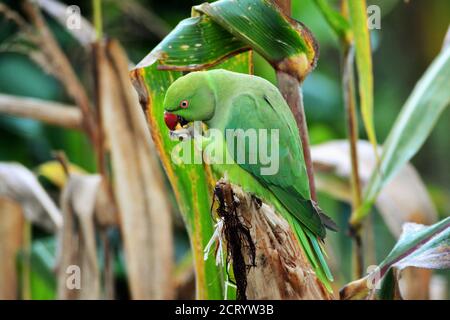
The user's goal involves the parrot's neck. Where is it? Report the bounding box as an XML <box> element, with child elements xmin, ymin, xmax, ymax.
<box><xmin>203</xmin><ymin>70</ymin><xmax>243</xmax><ymax>130</ymax></box>
<box><xmin>204</xmin><ymin>104</ymin><xmax>229</xmax><ymax>131</ymax></box>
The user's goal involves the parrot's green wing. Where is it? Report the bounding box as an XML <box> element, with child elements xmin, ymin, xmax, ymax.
<box><xmin>224</xmin><ymin>92</ymin><xmax>326</xmax><ymax>238</ymax></box>
<box><xmin>223</xmin><ymin>91</ymin><xmax>335</xmax><ymax>286</ymax></box>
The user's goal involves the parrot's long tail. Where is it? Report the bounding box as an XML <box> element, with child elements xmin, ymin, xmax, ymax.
<box><xmin>287</xmin><ymin>214</ymin><xmax>334</xmax><ymax>293</ymax></box>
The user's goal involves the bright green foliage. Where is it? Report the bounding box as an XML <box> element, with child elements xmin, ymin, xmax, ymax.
<box><xmin>348</xmin><ymin>0</ymin><xmax>378</xmax><ymax>157</ymax></box>
<box><xmin>313</xmin><ymin>0</ymin><xmax>351</xmax><ymax>41</ymax></box>
<box><xmin>378</xmin><ymin>217</ymin><xmax>449</xmax><ymax>299</ymax></box>
<box><xmin>355</xmin><ymin>45</ymin><xmax>450</xmax><ymax>224</ymax></box>
<box><xmin>18</xmin><ymin>238</ymin><xmax>56</xmax><ymax>300</ymax></box>
<box><xmin>137</xmin><ymin>0</ymin><xmax>318</xmax><ymax>80</ymax></box>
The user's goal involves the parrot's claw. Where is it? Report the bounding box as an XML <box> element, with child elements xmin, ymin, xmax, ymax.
<box><xmin>168</xmin><ymin>125</ymin><xmax>194</xmax><ymax>141</ymax></box>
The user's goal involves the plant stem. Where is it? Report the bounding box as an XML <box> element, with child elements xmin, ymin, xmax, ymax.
<box><xmin>93</xmin><ymin>0</ymin><xmax>103</xmax><ymax>40</ymax></box>
<box><xmin>0</xmin><ymin>94</ymin><xmax>82</xmax><ymax>129</ymax></box>
<box><xmin>339</xmin><ymin>0</ymin><xmax>365</xmax><ymax>278</ymax></box>
<box><xmin>277</xmin><ymin>73</ymin><xmax>317</xmax><ymax>201</ymax></box>
<box><xmin>342</xmin><ymin>41</ymin><xmax>364</xmax><ymax>278</ymax></box>
<box><xmin>23</xmin><ymin>2</ymin><xmax>99</xmax><ymax>146</ymax></box>
<box><xmin>343</xmin><ymin>45</ymin><xmax>363</xmax><ymax>211</ymax></box>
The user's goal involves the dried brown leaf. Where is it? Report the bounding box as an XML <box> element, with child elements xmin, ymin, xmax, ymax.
<box><xmin>35</xmin><ymin>0</ymin><xmax>96</xmax><ymax>47</ymax></box>
<box><xmin>339</xmin><ymin>277</ymin><xmax>370</xmax><ymax>300</ymax></box>
<box><xmin>0</xmin><ymin>163</ymin><xmax>62</xmax><ymax>230</ymax></box>
<box><xmin>57</xmin><ymin>174</ymin><xmax>101</xmax><ymax>299</ymax></box>
<box><xmin>97</xmin><ymin>40</ymin><xmax>173</xmax><ymax>299</ymax></box>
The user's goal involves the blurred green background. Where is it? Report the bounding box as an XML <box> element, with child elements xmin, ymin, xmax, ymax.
<box><xmin>1</xmin><ymin>0</ymin><xmax>449</xmax><ymax>297</ymax></box>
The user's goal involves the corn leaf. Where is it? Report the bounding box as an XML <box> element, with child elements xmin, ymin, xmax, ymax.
<box><xmin>98</xmin><ymin>40</ymin><xmax>174</xmax><ymax>299</ymax></box>
<box><xmin>377</xmin><ymin>217</ymin><xmax>450</xmax><ymax>299</ymax></box>
<box><xmin>194</xmin><ymin>0</ymin><xmax>317</xmax><ymax>77</ymax></box>
<box><xmin>131</xmin><ymin>51</ymin><xmax>251</xmax><ymax>300</ymax></box>
<box><xmin>313</xmin><ymin>0</ymin><xmax>352</xmax><ymax>41</ymax></box>
<box><xmin>341</xmin><ymin>217</ymin><xmax>450</xmax><ymax>300</ymax></box>
<box><xmin>348</xmin><ymin>0</ymin><xmax>378</xmax><ymax>156</ymax></box>
<box><xmin>136</xmin><ymin>0</ymin><xmax>318</xmax><ymax>80</ymax></box>
<box><xmin>58</xmin><ymin>174</ymin><xmax>101</xmax><ymax>299</ymax></box>
<box><xmin>0</xmin><ymin>163</ymin><xmax>62</xmax><ymax>231</ymax></box>
<box><xmin>381</xmin><ymin>217</ymin><xmax>450</xmax><ymax>273</ymax></box>
<box><xmin>19</xmin><ymin>238</ymin><xmax>57</xmax><ymax>300</ymax></box>
<box><xmin>136</xmin><ymin>16</ymin><xmax>248</xmax><ymax>71</ymax></box>
<box><xmin>378</xmin><ymin>268</ymin><xmax>402</xmax><ymax>300</ymax></box>
<box><xmin>354</xmin><ymin>45</ymin><xmax>450</xmax><ymax>223</ymax></box>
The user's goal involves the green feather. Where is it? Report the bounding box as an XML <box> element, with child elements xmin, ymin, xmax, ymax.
<box><xmin>291</xmin><ymin>216</ymin><xmax>333</xmax><ymax>292</ymax></box>
<box><xmin>306</xmin><ymin>229</ymin><xmax>334</xmax><ymax>282</ymax></box>
<box><xmin>289</xmin><ymin>215</ymin><xmax>318</xmax><ymax>268</ymax></box>
<box><xmin>268</xmin><ymin>185</ymin><xmax>326</xmax><ymax>238</ymax></box>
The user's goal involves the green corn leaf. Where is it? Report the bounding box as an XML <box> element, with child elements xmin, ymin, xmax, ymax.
<box><xmin>348</xmin><ymin>0</ymin><xmax>378</xmax><ymax>157</ymax></box>
<box><xmin>341</xmin><ymin>217</ymin><xmax>450</xmax><ymax>300</ymax></box>
<box><xmin>313</xmin><ymin>0</ymin><xmax>352</xmax><ymax>41</ymax></box>
<box><xmin>354</xmin><ymin>45</ymin><xmax>450</xmax><ymax>223</ymax></box>
<box><xmin>378</xmin><ymin>217</ymin><xmax>450</xmax><ymax>275</ymax></box>
<box><xmin>194</xmin><ymin>0</ymin><xmax>317</xmax><ymax>79</ymax></box>
<box><xmin>131</xmin><ymin>64</ymin><xmax>220</xmax><ymax>299</ymax></box>
<box><xmin>377</xmin><ymin>217</ymin><xmax>450</xmax><ymax>299</ymax></box>
<box><xmin>136</xmin><ymin>16</ymin><xmax>249</xmax><ymax>71</ymax></box>
<box><xmin>136</xmin><ymin>0</ymin><xmax>318</xmax><ymax>81</ymax></box>
<box><xmin>131</xmin><ymin>53</ymin><xmax>252</xmax><ymax>300</ymax></box>
<box><xmin>378</xmin><ymin>268</ymin><xmax>402</xmax><ymax>300</ymax></box>
<box><xmin>18</xmin><ymin>238</ymin><xmax>57</xmax><ymax>300</ymax></box>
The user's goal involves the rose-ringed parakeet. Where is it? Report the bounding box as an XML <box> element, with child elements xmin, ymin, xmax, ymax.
<box><xmin>163</xmin><ymin>69</ymin><xmax>337</xmax><ymax>290</ymax></box>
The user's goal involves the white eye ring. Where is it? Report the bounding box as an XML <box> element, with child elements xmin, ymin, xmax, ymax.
<box><xmin>180</xmin><ymin>100</ymin><xmax>189</xmax><ymax>108</ymax></box>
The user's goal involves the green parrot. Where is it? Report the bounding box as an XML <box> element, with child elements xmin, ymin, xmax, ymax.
<box><xmin>163</xmin><ymin>69</ymin><xmax>337</xmax><ymax>290</ymax></box>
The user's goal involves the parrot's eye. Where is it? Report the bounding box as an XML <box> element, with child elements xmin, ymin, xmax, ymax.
<box><xmin>180</xmin><ymin>100</ymin><xmax>189</xmax><ymax>109</ymax></box>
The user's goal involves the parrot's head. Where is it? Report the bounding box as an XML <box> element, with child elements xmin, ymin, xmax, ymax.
<box><xmin>163</xmin><ymin>71</ymin><xmax>216</xmax><ymax>131</ymax></box>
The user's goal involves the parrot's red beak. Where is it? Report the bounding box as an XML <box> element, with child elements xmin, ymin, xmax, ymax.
<box><xmin>164</xmin><ymin>111</ymin><xmax>179</xmax><ymax>131</ymax></box>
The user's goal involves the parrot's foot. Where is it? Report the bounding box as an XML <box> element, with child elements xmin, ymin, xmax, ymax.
<box><xmin>168</xmin><ymin>125</ymin><xmax>194</xmax><ymax>141</ymax></box>
<box><xmin>168</xmin><ymin>121</ymin><xmax>209</xmax><ymax>142</ymax></box>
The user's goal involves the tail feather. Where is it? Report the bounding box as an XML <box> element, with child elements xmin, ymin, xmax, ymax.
<box><xmin>305</xmin><ymin>229</ymin><xmax>334</xmax><ymax>282</ymax></box>
<box><xmin>288</xmin><ymin>215</ymin><xmax>333</xmax><ymax>293</ymax></box>
<box><xmin>267</xmin><ymin>193</ymin><xmax>335</xmax><ymax>291</ymax></box>
<box><xmin>289</xmin><ymin>215</ymin><xmax>318</xmax><ymax>268</ymax></box>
